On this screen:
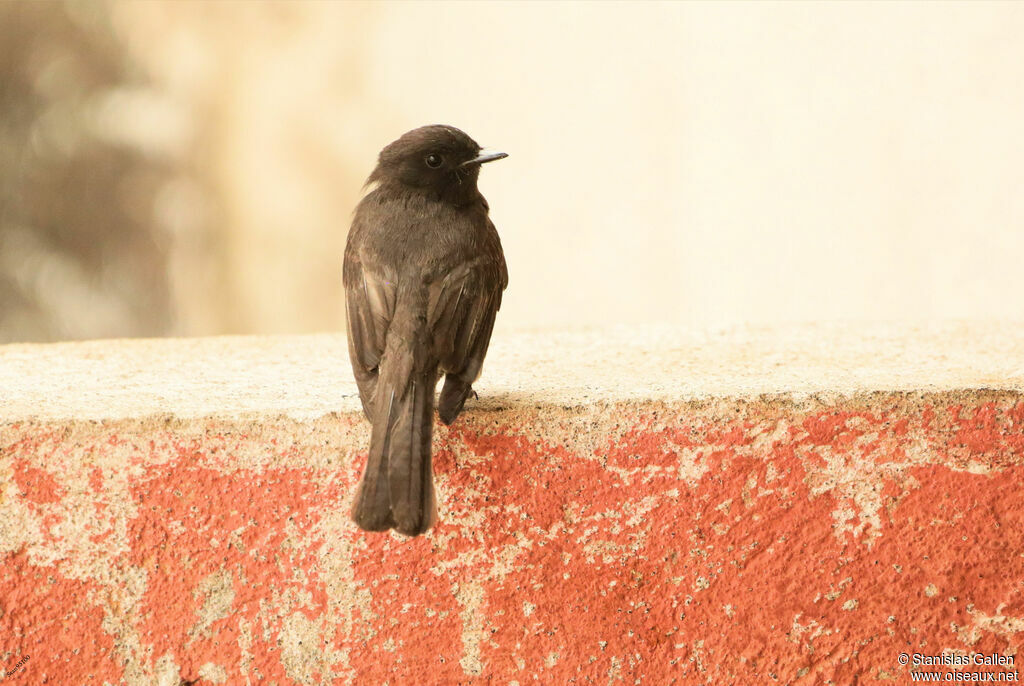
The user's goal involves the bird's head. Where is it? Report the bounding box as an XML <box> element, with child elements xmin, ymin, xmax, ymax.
<box><xmin>367</xmin><ymin>125</ymin><xmax>506</xmax><ymax>205</ymax></box>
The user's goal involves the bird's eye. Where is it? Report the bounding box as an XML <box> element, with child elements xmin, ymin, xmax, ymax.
<box><xmin>425</xmin><ymin>153</ymin><xmax>443</xmax><ymax>168</ymax></box>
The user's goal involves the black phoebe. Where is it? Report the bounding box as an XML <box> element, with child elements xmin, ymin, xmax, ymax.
<box><xmin>344</xmin><ymin>125</ymin><xmax>508</xmax><ymax>536</ymax></box>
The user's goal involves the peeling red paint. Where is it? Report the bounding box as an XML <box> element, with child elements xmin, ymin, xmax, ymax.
<box><xmin>124</xmin><ymin>463</ymin><xmax>343</xmax><ymax>684</ymax></box>
<box><xmin>88</xmin><ymin>467</ymin><xmax>104</xmax><ymax>492</ymax></box>
<box><xmin>12</xmin><ymin>464</ymin><xmax>63</xmax><ymax>505</ymax></box>
<box><xmin>3</xmin><ymin>396</ymin><xmax>1024</xmax><ymax>683</ymax></box>
<box><xmin>0</xmin><ymin>550</ymin><xmax>118</xmax><ymax>683</ymax></box>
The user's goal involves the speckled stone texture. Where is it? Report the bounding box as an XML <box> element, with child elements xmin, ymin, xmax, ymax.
<box><xmin>2</xmin><ymin>323</ymin><xmax>1023</xmax><ymax>684</ymax></box>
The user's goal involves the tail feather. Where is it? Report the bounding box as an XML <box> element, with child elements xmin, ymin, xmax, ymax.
<box><xmin>352</xmin><ymin>373</ymin><xmax>437</xmax><ymax>536</ymax></box>
<box><xmin>351</xmin><ymin>388</ymin><xmax>394</xmax><ymax>531</ymax></box>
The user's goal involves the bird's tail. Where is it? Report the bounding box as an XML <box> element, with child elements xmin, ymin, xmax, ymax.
<box><xmin>351</xmin><ymin>352</ymin><xmax>437</xmax><ymax>536</ymax></box>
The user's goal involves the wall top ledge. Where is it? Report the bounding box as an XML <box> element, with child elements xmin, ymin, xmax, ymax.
<box><xmin>1</xmin><ymin>322</ymin><xmax>1021</xmax><ymax>422</ymax></box>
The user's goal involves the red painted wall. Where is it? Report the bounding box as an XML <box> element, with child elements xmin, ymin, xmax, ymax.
<box><xmin>2</xmin><ymin>394</ymin><xmax>1023</xmax><ymax>684</ymax></box>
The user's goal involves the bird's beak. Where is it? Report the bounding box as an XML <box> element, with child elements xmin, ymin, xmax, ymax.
<box><xmin>460</xmin><ymin>149</ymin><xmax>508</xmax><ymax>168</ymax></box>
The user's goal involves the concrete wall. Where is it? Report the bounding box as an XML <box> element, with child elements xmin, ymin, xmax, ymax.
<box><xmin>2</xmin><ymin>324</ymin><xmax>1024</xmax><ymax>683</ymax></box>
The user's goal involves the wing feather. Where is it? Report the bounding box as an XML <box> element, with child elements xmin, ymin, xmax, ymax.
<box><xmin>344</xmin><ymin>254</ymin><xmax>396</xmax><ymax>421</ymax></box>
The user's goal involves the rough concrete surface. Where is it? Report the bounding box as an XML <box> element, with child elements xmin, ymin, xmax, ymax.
<box><xmin>1</xmin><ymin>322</ymin><xmax>1023</xmax><ymax>684</ymax></box>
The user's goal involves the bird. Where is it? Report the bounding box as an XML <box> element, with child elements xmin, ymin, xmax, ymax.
<box><xmin>343</xmin><ymin>125</ymin><xmax>508</xmax><ymax>536</ymax></box>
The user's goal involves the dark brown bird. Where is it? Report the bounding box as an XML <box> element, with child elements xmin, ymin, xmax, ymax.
<box><xmin>344</xmin><ymin>125</ymin><xmax>508</xmax><ymax>536</ymax></box>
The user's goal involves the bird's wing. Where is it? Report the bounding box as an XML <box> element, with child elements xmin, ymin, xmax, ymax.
<box><xmin>427</xmin><ymin>255</ymin><xmax>504</xmax><ymax>386</ymax></box>
<box><xmin>344</xmin><ymin>251</ymin><xmax>396</xmax><ymax>422</ymax></box>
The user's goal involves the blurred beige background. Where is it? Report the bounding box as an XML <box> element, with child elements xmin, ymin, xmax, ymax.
<box><xmin>2</xmin><ymin>1</ymin><xmax>1023</xmax><ymax>343</ymax></box>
